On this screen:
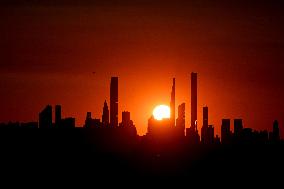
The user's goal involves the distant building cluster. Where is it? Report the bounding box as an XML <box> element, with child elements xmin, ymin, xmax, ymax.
<box><xmin>83</xmin><ymin>77</ymin><xmax>136</xmax><ymax>137</ymax></box>
<box><xmin>221</xmin><ymin>118</ymin><xmax>280</xmax><ymax>144</ymax></box>
<box><xmin>0</xmin><ymin>74</ymin><xmax>281</xmax><ymax>145</ymax></box>
<box><xmin>39</xmin><ymin>104</ymin><xmax>75</xmax><ymax>129</ymax></box>
<box><xmin>146</xmin><ymin>73</ymin><xmax>281</xmax><ymax>144</ymax></box>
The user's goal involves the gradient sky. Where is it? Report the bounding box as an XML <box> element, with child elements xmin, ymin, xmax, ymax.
<box><xmin>1</xmin><ymin>0</ymin><xmax>284</xmax><ymax>136</ymax></box>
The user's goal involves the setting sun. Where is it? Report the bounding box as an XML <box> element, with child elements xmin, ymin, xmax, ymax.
<box><xmin>153</xmin><ymin>105</ymin><xmax>171</xmax><ymax>120</ymax></box>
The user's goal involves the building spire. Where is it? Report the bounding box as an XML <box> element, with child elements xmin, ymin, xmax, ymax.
<box><xmin>170</xmin><ymin>78</ymin><xmax>175</xmax><ymax>127</ymax></box>
<box><xmin>102</xmin><ymin>100</ymin><xmax>109</xmax><ymax>126</ymax></box>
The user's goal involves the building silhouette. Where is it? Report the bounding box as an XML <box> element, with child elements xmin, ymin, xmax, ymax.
<box><xmin>39</xmin><ymin>105</ymin><xmax>52</xmax><ymax>128</ymax></box>
<box><xmin>186</xmin><ymin>73</ymin><xmax>200</xmax><ymax>144</ymax></box>
<box><xmin>270</xmin><ymin>120</ymin><xmax>280</xmax><ymax>142</ymax></box>
<box><xmin>234</xmin><ymin>119</ymin><xmax>243</xmax><ymax>138</ymax></box>
<box><xmin>55</xmin><ymin>105</ymin><xmax>62</xmax><ymax>127</ymax></box>
<box><xmin>201</xmin><ymin>106</ymin><xmax>209</xmax><ymax>144</ymax></box>
<box><xmin>176</xmin><ymin>103</ymin><xmax>185</xmax><ymax>136</ymax></box>
<box><xmin>207</xmin><ymin>125</ymin><xmax>214</xmax><ymax>144</ymax></box>
<box><xmin>147</xmin><ymin>116</ymin><xmax>172</xmax><ymax>139</ymax></box>
<box><xmin>119</xmin><ymin>111</ymin><xmax>135</xmax><ymax>132</ymax></box>
<box><xmin>118</xmin><ymin>111</ymin><xmax>137</xmax><ymax>137</ymax></box>
<box><xmin>110</xmin><ymin>77</ymin><xmax>118</xmax><ymax>127</ymax></box>
<box><xmin>191</xmin><ymin>72</ymin><xmax>197</xmax><ymax>130</ymax></box>
<box><xmin>214</xmin><ymin>134</ymin><xmax>221</xmax><ymax>144</ymax></box>
<box><xmin>102</xmin><ymin>100</ymin><xmax>109</xmax><ymax>126</ymax></box>
<box><xmin>201</xmin><ymin>106</ymin><xmax>215</xmax><ymax>144</ymax></box>
<box><xmin>84</xmin><ymin>112</ymin><xmax>101</xmax><ymax>128</ymax></box>
<box><xmin>120</xmin><ymin>111</ymin><xmax>131</xmax><ymax>127</ymax></box>
<box><xmin>147</xmin><ymin>78</ymin><xmax>183</xmax><ymax>140</ymax></box>
<box><xmin>170</xmin><ymin>78</ymin><xmax>175</xmax><ymax>127</ymax></box>
<box><xmin>221</xmin><ymin>119</ymin><xmax>231</xmax><ymax>144</ymax></box>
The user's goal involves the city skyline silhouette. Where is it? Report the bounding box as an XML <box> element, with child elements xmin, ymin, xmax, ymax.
<box><xmin>1</xmin><ymin>0</ymin><xmax>284</xmax><ymax>138</ymax></box>
<box><xmin>1</xmin><ymin>74</ymin><xmax>282</xmax><ymax>139</ymax></box>
<box><xmin>1</xmin><ymin>0</ymin><xmax>284</xmax><ymax>184</ymax></box>
<box><xmin>0</xmin><ymin>74</ymin><xmax>283</xmax><ymax>184</ymax></box>
<box><xmin>1</xmin><ymin>74</ymin><xmax>281</xmax><ymax>142</ymax></box>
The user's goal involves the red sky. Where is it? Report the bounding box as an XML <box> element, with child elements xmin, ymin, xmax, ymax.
<box><xmin>0</xmin><ymin>0</ymin><xmax>284</xmax><ymax>136</ymax></box>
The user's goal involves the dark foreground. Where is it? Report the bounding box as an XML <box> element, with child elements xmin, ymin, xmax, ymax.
<box><xmin>0</xmin><ymin>128</ymin><xmax>283</xmax><ymax>186</ymax></box>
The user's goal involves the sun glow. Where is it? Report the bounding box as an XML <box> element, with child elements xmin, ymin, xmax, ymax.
<box><xmin>153</xmin><ymin>105</ymin><xmax>171</xmax><ymax>120</ymax></box>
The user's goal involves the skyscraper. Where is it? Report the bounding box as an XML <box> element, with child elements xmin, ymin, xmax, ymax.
<box><xmin>110</xmin><ymin>77</ymin><xmax>118</xmax><ymax>127</ymax></box>
<box><xmin>203</xmin><ymin>106</ymin><xmax>208</xmax><ymax>128</ymax></box>
<box><xmin>120</xmin><ymin>111</ymin><xmax>137</xmax><ymax>136</ymax></box>
<box><xmin>176</xmin><ymin>103</ymin><xmax>185</xmax><ymax>136</ymax></box>
<box><xmin>208</xmin><ymin>125</ymin><xmax>214</xmax><ymax>144</ymax></box>
<box><xmin>170</xmin><ymin>78</ymin><xmax>175</xmax><ymax>127</ymax></box>
<box><xmin>39</xmin><ymin>105</ymin><xmax>52</xmax><ymax>128</ymax></box>
<box><xmin>221</xmin><ymin>119</ymin><xmax>231</xmax><ymax>144</ymax></box>
<box><xmin>186</xmin><ymin>73</ymin><xmax>200</xmax><ymax>144</ymax></box>
<box><xmin>102</xmin><ymin>100</ymin><xmax>109</xmax><ymax>126</ymax></box>
<box><xmin>201</xmin><ymin>106</ymin><xmax>209</xmax><ymax>144</ymax></box>
<box><xmin>55</xmin><ymin>105</ymin><xmax>61</xmax><ymax>127</ymax></box>
<box><xmin>191</xmin><ymin>72</ymin><xmax>197</xmax><ymax>131</ymax></box>
<box><xmin>121</xmin><ymin>111</ymin><xmax>131</xmax><ymax>127</ymax></box>
<box><xmin>85</xmin><ymin>112</ymin><xmax>92</xmax><ymax>128</ymax></box>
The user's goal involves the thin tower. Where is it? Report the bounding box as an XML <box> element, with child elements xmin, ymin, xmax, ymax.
<box><xmin>110</xmin><ymin>77</ymin><xmax>118</xmax><ymax>127</ymax></box>
<box><xmin>170</xmin><ymin>78</ymin><xmax>175</xmax><ymax>127</ymax></box>
<box><xmin>191</xmin><ymin>72</ymin><xmax>197</xmax><ymax>131</ymax></box>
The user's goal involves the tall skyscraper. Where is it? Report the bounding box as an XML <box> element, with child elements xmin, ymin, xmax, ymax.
<box><xmin>170</xmin><ymin>78</ymin><xmax>175</xmax><ymax>127</ymax></box>
<box><xmin>55</xmin><ymin>105</ymin><xmax>61</xmax><ymax>127</ymax></box>
<box><xmin>203</xmin><ymin>106</ymin><xmax>208</xmax><ymax>128</ymax></box>
<box><xmin>186</xmin><ymin>73</ymin><xmax>200</xmax><ymax>144</ymax></box>
<box><xmin>39</xmin><ymin>105</ymin><xmax>52</xmax><ymax>128</ymax></box>
<box><xmin>201</xmin><ymin>106</ymin><xmax>209</xmax><ymax>144</ymax></box>
<box><xmin>110</xmin><ymin>77</ymin><xmax>118</xmax><ymax>127</ymax></box>
<box><xmin>102</xmin><ymin>100</ymin><xmax>109</xmax><ymax>126</ymax></box>
<box><xmin>221</xmin><ymin>119</ymin><xmax>231</xmax><ymax>144</ymax></box>
<box><xmin>176</xmin><ymin>103</ymin><xmax>185</xmax><ymax>136</ymax></box>
<box><xmin>191</xmin><ymin>72</ymin><xmax>197</xmax><ymax>131</ymax></box>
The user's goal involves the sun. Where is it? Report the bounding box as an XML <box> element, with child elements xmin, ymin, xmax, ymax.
<box><xmin>153</xmin><ymin>105</ymin><xmax>171</xmax><ymax>120</ymax></box>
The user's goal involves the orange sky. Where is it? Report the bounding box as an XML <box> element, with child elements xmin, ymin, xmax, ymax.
<box><xmin>0</xmin><ymin>0</ymin><xmax>284</xmax><ymax>137</ymax></box>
